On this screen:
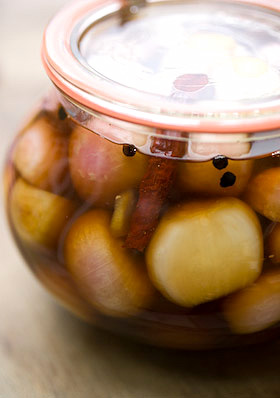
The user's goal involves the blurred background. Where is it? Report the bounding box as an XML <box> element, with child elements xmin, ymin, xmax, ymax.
<box><xmin>1</xmin><ymin>1</ymin><xmax>280</xmax><ymax>397</ymax></box>
<box><xmin>0</xmin><ymin>0</ymin><xmax>68</xmax><ymax>135</ymax></box>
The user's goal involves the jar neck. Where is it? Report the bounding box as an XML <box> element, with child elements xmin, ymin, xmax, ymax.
<box><xmin>53</xmin><ymin>88</ymin><xmax>280</xmax><ymax>161</ymax></box>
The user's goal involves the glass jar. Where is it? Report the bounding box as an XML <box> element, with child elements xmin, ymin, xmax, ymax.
<box><xmin>5</xmin><ymin>0</ymin><xmax>280</xmax><ymax>349</ymax></box>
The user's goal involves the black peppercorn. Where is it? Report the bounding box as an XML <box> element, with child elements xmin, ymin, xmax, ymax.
<box><xmin>123</xmin><ymin>144</ymin><xmax>137</xmax><ymax>157</ymax></box>
<box><xmin>220</xmin><ymin>172</ymin><xmax>236</xmax><ymax>188</ymax></box>
<box><xmin>213</xmin><ymin>155</ymin><xmax>228</xmax><ymax>170</ymax></box>
<box><xmin>58</xmin><ymin>106</ymin><xmax>67</xmax><ymax>120</ymax></box>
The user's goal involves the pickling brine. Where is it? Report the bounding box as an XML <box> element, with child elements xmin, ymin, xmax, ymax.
<box><xmin>5</xmin><ymin>0</ymin><xmax>280</xmax><ymax>349</ymax></box>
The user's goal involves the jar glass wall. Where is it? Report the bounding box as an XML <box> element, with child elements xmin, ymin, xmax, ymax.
<box><xmin>5</xmin><ymin>0</ymin><xmax>280</xmax><ymax>349</ymax></box>
<box><xmin>4</xmin><ymin>89</ymin><xmax>280</xmax><ymax>349</ymax></box>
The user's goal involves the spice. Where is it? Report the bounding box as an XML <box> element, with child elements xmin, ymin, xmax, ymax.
<box><xmin>173</xmin><ymin>73</ymin><xmax>209</xmax><ymax>93</ymax></box>
<box><xmin>58</xmin><ymin>106</ymin><xmax>67</xmax><ymax>121</ymax></box>
<box><xmin>125</xmin><ymin>131</ymin><xmax>185</xmax><ymax>251</ymax></box>
<box><xmin>213</xmin><ymin>155</ymin><xmax>228</xmax><ymax>170</ymax></box>
<box><xmin>123</xmin><ymin>144</ymin><xmax>137</xmax><ymax>157</ymax></box>
<box><xmin>220</xmin><ymin>172</ymin><xmax>236</xmax><ymax>187</ymax></box>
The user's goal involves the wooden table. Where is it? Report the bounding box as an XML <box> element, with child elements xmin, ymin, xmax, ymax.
<box><xmin>1</xmin><ymin>1</ymin><xmax>280</xmax><ymax>397</ymax></box>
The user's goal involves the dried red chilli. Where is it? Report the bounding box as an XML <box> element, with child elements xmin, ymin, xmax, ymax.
<box><xmin>125</xmin><ymin>130</ymin><xmax>185</xmax><ymax>252</ymax></box>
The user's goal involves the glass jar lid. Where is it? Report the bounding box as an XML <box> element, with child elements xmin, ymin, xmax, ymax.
<box><xmin>42</xmin><ymin>0</ymin><xmax>280</xmax><ymax>133</ymax></box>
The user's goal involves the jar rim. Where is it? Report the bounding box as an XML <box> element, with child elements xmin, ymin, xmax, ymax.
<box><xmin>42</xmin><ymin>0</ymin><xmax>280</xmax><ymax>133</ymax></box>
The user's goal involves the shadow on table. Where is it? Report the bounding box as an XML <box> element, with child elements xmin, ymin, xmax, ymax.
<box><xmin>50</xmin><ymin>303</ymin><xmax>280</xmax><ymax>398</ymax></box>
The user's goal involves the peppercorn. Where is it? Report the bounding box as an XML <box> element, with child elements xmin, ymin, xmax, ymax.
<box><xmin>123</xmin><ymin>144</ymin><xmax>137</xmax><ymax>157</ymax></box>
<box><xmin>213</xmin><ymin>155</ymin><xmax>228</xmax><ymax>170</ymax></box>
<box><xmin>220</xmin><ymin>172</ymin><xmax>236</xmax><ymax>187</ymax></box>
<box><xmin>58</xmin><ymin>106</ymin><xmax>67</xmax><ymax>121</ymax></box>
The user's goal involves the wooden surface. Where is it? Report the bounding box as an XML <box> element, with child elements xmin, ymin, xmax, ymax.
<box><xmin>1</xmin><ymin>1</ymin><xmax>280</xmax><ymax>397</ymax></box>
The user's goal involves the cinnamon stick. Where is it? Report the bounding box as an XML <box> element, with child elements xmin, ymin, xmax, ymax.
<box><xmin>125</xmin><ymin>131</ymin><xmax>185</xmax><ymax>252</ymax></box>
